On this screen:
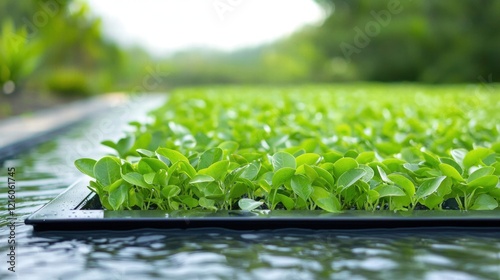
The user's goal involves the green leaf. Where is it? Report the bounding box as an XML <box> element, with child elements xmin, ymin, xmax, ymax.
<box><xmin>467</xmin><ymin>166</ymin><xmax>495</xmax><ymax>183</ymax></box>
<box><xmin>419</xmin><ymin>194</ymin><xmax>443</xmax><ymax>210</ymax></box>
<box><xmin>228</xmin><ymin>183</ymin><xmax>247</xmax><ymax>199</ymax></box>
<box><xmin>240</xmin><ymin>162</ymin><xmax>261</xmax><ymax>180</ymax></box>
<box><xmin>190</xmin><ymin>174</ymin><xmax>215</xmax><ymax>184</ymax></box>
<box><xmin>312</xmin><ymin>166</ymin><xmax>335</xmax><ymax>188</ymax></box>
<box><xmin>439</xmin><ymin>163</ymin><xmax>465</xmax><ymax>182</ymax></box>
<box><xmin>470</xmin><ymin>194</ymin><xmax>498</xmax><ymax>210</ymax></box>
<box><xmin>356</xmin><ymin>151</ymin><xmax>375</xmax><ymax>164</ymax></box>
<box><xmin>375</xmin><ymin>141</ymin><xmax>401</xmax><ymax>155</ymax></box>
<box><xmin>332</xmin><ymin>157</ymin><xmax>358</xmax><ymax>178</ymax></box>
<box><xmin>158</xmin><ymin>169</ymin><xmax>169</xmax><ymax>186</ymax></box>
<box><xmin>295</xmin><ymin>153</ymin><xmax>321</xmax><ymax>167</ymax></box>
<box><xmin>179</xmin><ymin>196</ymin><xmax>198</xmax><ymax>208</ymax></box>
<box><xmin>367</xmin><ymin>189</ymin><xmax>380</xmax><ymax>204</ymax></box>
<box><xmin>199</xmin><ymin>197</ymin><xmax>217</xmax><ymax>210</ymax></box>
<box><xmin>387</xmin><ymin>173</ymin><xmax>415</xmax><ymax>197</ymax></box>
<box><xmin>272</xmin><ymin>152</ymin><xmax>296</xmax><ymax>171</ymax></box>
<box><xmin>143</xmin><ymin>172</ymin><xmax>156</xmax><ymax>184</ymax></box>
<box><xmin>140</xmin><ymin>158</ymin><xmax>169</xmax><ymax>172</ymax></box>
<box><xmin>437</xmin><ymin>177</ymin><xmax>452</xmax><ymax>197</ymax></box>
<box><xmin>136</xmin><ymin>149</ymin><xmax>155</xmax><ymax>157</ymax></box>
<box><xmin>156</xmin><ymin>148</ymin><xmax>189</xmax><ymax>165</ymax></box>
<box><xmin>272</xmin><ymin>167</ymin><xmax>296</xmax><ymax>187</ymax></box>
<box><xmin>218</xmin><ymin>141</ymin><xmax>239</xmax><ymax>153</ymax></box>
<box><xmin>131</xmin><ymin>132</ymin><xmax>152</xmax><ymax>153</ymax></box>
<box><xmin>422</xmin><ymin>151</ymin><xmax>440</xmax><ymax>168</ymax></box>
<box><xmin>440</xmin><ymin>157</ymin><xmax>463</xmax><ymax>175</ymax></box>
<box><xmin>199</xmin><ymin>160</ymin><xmax>230</xmax><ymax>181</ymax></box>
<box><xmin>276</xmin><ymin>194</ymin><xmax>295</xmax><ymax>210</ymax></box>
<box><xmin>451</xmin><ymin>148</ymin><xmax>467</xmax><ymax>169</ymax></box>
<box><xmin>107</xmin><ymin>178</ymin><xmax>124</xmax><ymax>193</ymax></box>
<box><xmin>122</xmin><ymin>172</ymin><xmax>150</xmax><ymax>188</ymax></box>
<box><xmin>291</xmin><ymin>174</ymin><xmax>313</xmax><ymax>201</ymax></box>
<box><xmin>93</xmin><ymin>157</ymin><xmax>121</xmax><ymax>186</ymax></box>
<box><xmin>401</xmin><ymin>147</ymin><xmax>422</xmax><ymax>163</ymax></box>
<box><xmin>115</xmin><ymin>135</ymin><xmax>135</xmax><ymax>157</ymax></box>
<box><xmin>359</xmin><ymin>165</ymin><xmax>374</xmax><ymax>182</ymax></box>
<box><xmin>108</xmin><ymin>184</ymin><xmax>128</xmax><ymax>210</ymax></box>
<box><xmin>161</xmin><ymin>185</ymin><xmax>181</xmax><ymax>199</ymax></box>
<box><xmin>178</xmin><ymin>161</ymin><xmax>197</xmax><ymax>178</ymax></box>
<box><xmin>238</xmin><ymin>198</ymin><xmax>263</xmax><ymax>211</ymax></box>
<box><xmin>138</xmin><ymin>159</ymin><xmax>155</xmax><ymax>174</ymax></box>
<box><xmin>416</xmin><ymin>176</ymin><xmax>446</xmax><ymax>199</ymax></box>
<box><xmin>467</xmin><ymin>175</ymin><xmax>499</xmax><ymax>188</ymax></box>
<box><xmin>376</xmin><ymin>166</ymin><xmax>391</xmax><ymax>183</ymax></box>
<box><xmin>203</xmin><ymin>182</ymin><xmax>224</xmax><ymax>199</ymax></box>
<box><xmin>323</xmin><ymin>151</ymin><xmax>343</xmax><ymax>163</ymax></box>
<box><xmin>337</xmin><ymin>168</ymin><xmax>366</xmax><ymax>190</ymax></box>
<box><xmin>311</xmin><ymin>186</ymin><xmax>341</xmax><ymax>212</ymax></box>
<box><xmin>302</xmin><ymin>164</ymin><xmax>318</xmax><ymax>181</ymax></box>
<box><xmin>344</xmin><ymin>150</ymin><xmax>358</xmax><ymax>159</ymax></box>
<box><xmin>375</xmin><ymin>184</ymin><xmax>406</xmax><ymax>198</ymax></box>
<box><xmin>383</xmin><ymin>158</ymin><xmax>405</xmax><ymax>173</ymax></box>
<box><xmin>198</xmin><ymin>147</ymin><xmax>223</xmax><ymax>170</ymax></box>
<box><xmin>74</xmin><ymin>158</ymin><xmax>96</xmax><ymax>178</ymax></box>
<box><xmin>128</xmin><ymin>188</ymin><xmax>138</xmax><ymax>207</ymax></box>
<box><xmin>463</xmin><ymin>148</ymin><xmax>493</xmax><ymax>169</ymax></box>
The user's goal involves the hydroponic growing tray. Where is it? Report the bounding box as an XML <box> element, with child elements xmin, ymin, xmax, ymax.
<box><xmin>25</xmin><ymin>179</ymin><xmax>500</xmax><ymax>231</ymax></box>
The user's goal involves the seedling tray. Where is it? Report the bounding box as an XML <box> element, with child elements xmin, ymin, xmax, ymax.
<box><xmin>25</xmin><ymin>179</ymin><xmax>500</xmax><ymax>231</ymax></box>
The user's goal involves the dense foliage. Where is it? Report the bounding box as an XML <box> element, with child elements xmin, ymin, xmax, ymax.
<box><xmin>76</xmin><ymin>85</ymin><xmax>500</xmax><ymax>212</ymax></box>
<box><xmin>0</xmin><ymin>0</ymin><xmax>149</xmax><ymax>98</ymax></box>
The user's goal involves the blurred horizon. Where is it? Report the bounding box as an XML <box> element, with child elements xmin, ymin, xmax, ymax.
<box><xmin>1</xmin><ymin>0</ymin><xmax>499</xmax><ymax>118</ymax></box>
<box><xmin>85</xmin><ymin>0</ymin><xmax>325</xmax><ymax>56</ymax></box>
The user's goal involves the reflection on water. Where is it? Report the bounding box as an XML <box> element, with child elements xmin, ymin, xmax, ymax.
<box><xmin>13</xmin><ymin>229</ymin><xmax>500</xmax><ymax>280</ymax></box>
<box><xmin>1</xmin><ymin>95</ymin><xmax>500</xmax><ymax>280</ymax></box>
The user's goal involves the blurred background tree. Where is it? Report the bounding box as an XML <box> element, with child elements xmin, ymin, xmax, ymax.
<box><xmin>311</xmin><ymin>0</ymin><xmax>500</xmax><ymax>83</ymax></box>
<box><xmin>162</xmin><ymin>0</ymin><xmax>500</xmax><ymax>85</ymax></box>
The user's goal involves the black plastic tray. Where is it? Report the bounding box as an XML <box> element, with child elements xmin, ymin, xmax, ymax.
<box><xmin>25</xmin><ymin>179</ymin><xmax>500</xmax><ymax>231</ymax></box>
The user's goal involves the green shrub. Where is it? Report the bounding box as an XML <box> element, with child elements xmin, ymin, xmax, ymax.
<box><xmin>46</xmin><ymin>68</ymin><xmax>92</xmax><ymax>97</ymax></box>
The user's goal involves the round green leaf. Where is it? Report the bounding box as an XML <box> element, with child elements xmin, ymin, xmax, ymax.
<box><xmin>333</xmin><ymin>157</ymin><xmax>358</xmax><ymax>178</ymax></box>
<box><xmin>272</xmin><ymin>167</ymin><xmax>296</xmax><ymax>187</ymax></box>
<box><xmin>272</xmin><ymin>152</ymin><xmax>296</xmax><ymax>171</ymax></box>
<box><xmin>74</xmin><ymin>158</ymin><xmax>96</xmax><ymax>178</ymax></box>
<box><xmin>94</xmin><ymin>156</ymin><xmax>121</xmax><ymax>187</ymax></box>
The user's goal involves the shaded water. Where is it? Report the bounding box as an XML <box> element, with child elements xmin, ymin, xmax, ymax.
<box><xmin>1</xmin><ymin>95</ymin><xmax>500</xmax><ymax>280</ymax></box>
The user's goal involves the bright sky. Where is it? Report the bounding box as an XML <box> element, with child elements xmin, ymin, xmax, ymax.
<box><xmin>84</xmin><ymin>0</ymin><xmax>324</xmax><ymax>55</ymax></box>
